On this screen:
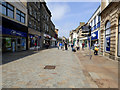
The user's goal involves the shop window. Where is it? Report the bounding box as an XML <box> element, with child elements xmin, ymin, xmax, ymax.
<box><xmin>1</xmin><ymin>2</ymin><xmax>14</xmax><ymax>18</ymax></box>
<box><xmin>105</xmin><ymin>21</ymin><xmax>111</xmax><ymax>52</ymax></box>
<box><xmin>16</xmin><ymin>9</ymin><xmax>25</xmax><ymax>23</ymax></box>
<box><xmin>118</xmin><ymin>17</ymin><xmax>120</xmax><ymax>56</ymax></box>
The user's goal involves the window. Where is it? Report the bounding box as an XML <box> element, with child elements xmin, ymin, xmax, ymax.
<box><xmin>28</xmin><ymin>19</ymin><xmax>32</xmax><ymax>27</ymax></box>
<box><xmin>94</xmin><ymin>17</ymin><xmax>96</xmax><ymax>30</ymax></box>
<box><xmin>105</xmin><ymin>21</ymin><xmax>111</xmax><ymax>52</ymax></box>
<box><xmin>98</xmin><ymin>14</ymin><xmax>100</xmax><ymax>22</ymax></box>
<box><xmin>118</xmin><ymin>17</ymin><xmax>120</xmax><ymax>56</ymax></box>
<box><xmin>34</xmin><ymin>21</ymin><xmax>36</xmax><ymax>30</ymax></box>
<box><xmin>1</xmin><ymin>2</ymin><xmax>14</xmax><ymax>18</ymax></box>
<box><xmin>97</xmin><ymin>14</ymin><xmax>100</xmax><ymax>28</ymax></box>
<box><xmin>94</xmin><ymin>17</ymin><xmax>96</xmax><ymax>25</ymax></box>
<box><xmin>29</xmin><ymin>6</ymin><xmax>32</xmax><ymax>15</ymax></box>
<box><xmin>16</xmin><ymin>9</ymin><xmax>25</xmax><ymax>23</ymax></box>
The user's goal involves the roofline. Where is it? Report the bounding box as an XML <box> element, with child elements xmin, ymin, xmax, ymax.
<box><xmin>87</xmin><ymin>5</ymin><xmax>101</xmax><ymax>23</ymax></box>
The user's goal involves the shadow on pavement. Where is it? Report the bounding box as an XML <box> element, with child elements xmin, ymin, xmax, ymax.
<box><xmin>2</xmin><ymin>50</ymin><xmax>39</xmax><ymax>65</ymax></box>
<box><xmin>2</xmin><ymin>47</ymin><xmax>57</xmax><ymax>65</ymax></box>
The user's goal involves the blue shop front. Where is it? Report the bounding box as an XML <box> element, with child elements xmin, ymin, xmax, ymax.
<box><xmin>88</xmin><ymin>31</ymin><xmax>99</xmax><ymax>50</ymax></box>
<box><xmin>2</xmin><ymin>17</ymin><xmax>28</xmax><ymax>52</ymax></box>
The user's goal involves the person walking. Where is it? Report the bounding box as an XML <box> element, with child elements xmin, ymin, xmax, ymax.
<box><xmin>76</xmin><ymin>42</ymin><xmax>80</xmax><ymax>51</ymax></box>
<box><xmin>94</xmin><ymin>42</ymin><xmax>99</xmax><ymax>55</ymax></box>
<box><xmin>34</xmin><ymin>40</ymin><xmax>37</xmax><ymax>50</ymax></box>
<box><xmin>46</xmin><ymin>42</ymin><xmax>49</xmax><ymax>49</ymax></box>
<box><xmin>82</xmin><ymin>42</ymin><xmax>85</xmax><ymax>50</ymax></box>
<box><xmin>62</xmin><ymin>42</ymin><xmax>65</xmax><ymax>51</ymax></box>
<box><xmin>65</xmin><ymin>42</ymin><xmax>68</xmax><ymax>50</ymax></box>
<box><xmin>59</xmin><ymin>42</ymin><xmax>62</xmax><ymax>49</ymax></box>
<box><xmin>57</xmin><ymin>42</ymin><xmax>60</xmax><ymax>50</ymax></box>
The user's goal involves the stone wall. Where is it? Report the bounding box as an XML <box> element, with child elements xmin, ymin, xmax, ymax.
<box><xmin>100</xmin><ymin>2</ymin><xmax>120</xmax><ymax>60</ymax></box>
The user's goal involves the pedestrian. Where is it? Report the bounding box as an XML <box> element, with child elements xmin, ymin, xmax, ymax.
<box><xmin>34</xmin><ymin>40</ymin><xmax>37</xmax><ymax>50</ymax></box>
<box><xmin>65</xmin><ymin>42</ymin><xmax>68</xmax><ymax>50</ymax></box>
<box><xmin>62</xmin><ymin>42</ymin><xmax>65</xmax><ymax>51</ymax></box>
<box><xmin>59</xmin><ymin>42</ymin><xmax>62</xmax><ymax>49</ymax></box>
<box><xmin>46</xmin><ymin>42</ymin><xmax>49</xmax><ymax>49</ymax></box>
<box><xmin>76</xmin><ymin>42</ymin><xmax>80</xmax><ymax>51</ymax></box>
<box><xmin>57</xmin><ymin>42</ymin><xmax>60</xmax><ymax>50</ymax></box>
<box><xmin>94</xmin><ymin>42</ymin><xmax>99</xmax><ymax>55</ymax></box>
<box><xmin>71</xmin><ymin>43</ymin><xmax>73</xmax><ymax>51</ymax></box>
<box><xmin>82</xmin><ymin>42</ymin><xmax>85</xmax><ymax>50</ymax></box>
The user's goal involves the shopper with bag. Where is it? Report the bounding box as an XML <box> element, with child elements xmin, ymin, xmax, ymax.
<box><xmin>94</xmin><ymin>42</ymin><xmax>99</xmax><ymax>55</ymax></box>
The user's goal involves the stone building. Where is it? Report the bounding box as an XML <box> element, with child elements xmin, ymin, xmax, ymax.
<box><xmin>27</xmin><ymin>1</ymin><xmax>41</xmax><ymax>50</ymax></box>
<box><xmin>1</xmin><ymin>0</ymin><xmax>28</xmax><ymax>52</ymax></box>
<box><xmin>41</xmin><ymin>2</ymin><xmax>52</xmax><ymax>47</ymax></box>
<box><xmin>87</xmin><ymin>6</ymin><xmax>101</xmax><ymax>50</ymax></box>
<box><xmin>100</xmin><ymin>1</ymin><xmax>120</xmax><ymax>61</ymax></box>
<box><xmin>49</xmin><ymin>20</ymin><xmax>56</xmax><ymax>47</ymax></box>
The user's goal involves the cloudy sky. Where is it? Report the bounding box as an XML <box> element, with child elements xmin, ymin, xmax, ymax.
<box><xmin>46</xmin><ymin>1</ymin><xmax>100</xmax><ymax>38</ymax></box>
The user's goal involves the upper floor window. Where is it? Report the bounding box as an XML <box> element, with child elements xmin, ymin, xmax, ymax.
<box><xmin>105</xmin><ymin>21</ymin><xmax>111</xmax><ymax>52</ymax></box>
<box><xmin>16</xmin><ymin>9</ymin><xmax>25</xmax><ymax>23</ymax></box>
<box><xmin>34</xmin><ymin>21</ymin><xmax>36</xmax><ymax>30</ymax></box>
<box><xmin>98</xmin><ymin>14</ymin><xmax>100</xmax><ymax>22</ymax></box>
<box><xmin>94</xmin><ymin>17</ymin><xmax>96</xmax><ymax>25</ymax></box>
<box><xmin>1</xmin><ymin>2</ymin><xmax>14</xmax><ymax>18</ymax></box>
<box><xmin>29</xmin><ymin>6</ymin><xmax>32</xmax><ymax>15</ymax></box>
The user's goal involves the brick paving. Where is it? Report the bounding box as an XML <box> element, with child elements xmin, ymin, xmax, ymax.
<box><xmin>1</xmin><ymin>48</ymin><xmax>119</xmax><ymax>88</ymax></box>
<box><xmin>75</xmin><ymin>49</ymin><xmax>118</xmax><ymax>88</ymax></box>
<box><xmin>2</xmin><ymin>48</ymin><xmax>91</xmax><ymax>88</ymax></box>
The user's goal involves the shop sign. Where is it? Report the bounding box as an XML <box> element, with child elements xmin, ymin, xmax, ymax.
<box><xmin>44</xmin><ymin>34</ymin><xmax>51</xmax><ymax>38</ymax></box>
<box><xmin>2</xmin><ymin>27</ymin><xmax>27</xmax><ymax>37</ymax></box>
<box><xmin>29</xmin><ymin>34</ymin><xmax>41</xmax><ymax>39</ymax></box>
<box><xmin>88</xmin><ymin>31</ymin><xmax>98</xmax><ymax>41</ymax></box>
<box><xmin>52</xmin><ymin>37</ymin><xmax>56</xmax><ymax>41</ymax></box>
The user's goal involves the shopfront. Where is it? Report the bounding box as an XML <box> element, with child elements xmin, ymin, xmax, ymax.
<box><xmin>29</xmin><ymin>34</ymin><xmax>41</xmax><ymax>49</ymax></box>
<box><xmin>79</xmin><ymin>37</ymin><xmax>88</xmax><ymax>48</ymax></box>
<box><xmin>2</xmin><ymin>17</ymin><xmax>28</xmax><ymax>52</ymax></box>
<box><xmin>43</xmin><ymin>34</ymin><xmax>51</xmax><ymax>47</ymax></box>
<box><xmin>51</xmin><ymin>37</ymin><xmax>57</xmax><ymax>47</ymax></box>
<box><xmin>2</xmin><ymin>27</ymin><xmax>27</xmax><ymax>52</ymax></box>
<box><xmin>88</xmin><ymin>31</ymin><xmax>99</xmax><ymax>50</ymax></box>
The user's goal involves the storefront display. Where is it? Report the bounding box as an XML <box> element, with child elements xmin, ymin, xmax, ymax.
<box><xmin>2</xmin><ymin>27</ymin><xmax>27</xmax><ymax>52</ymax></box>
<box><xmin>6</xmin><ymin>38</ymin><xmax>11</xmax><ymax>48</ymax></box>
<box><xmin>29</xmin><ymin>34</ymin><xmax>41</xmax><ymax>49</ymax></box>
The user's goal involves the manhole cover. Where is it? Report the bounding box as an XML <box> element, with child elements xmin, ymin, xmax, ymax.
<box><xmin>44</xmin><ymin>65</ymin><xmax>56</xmax><ymax>69</ymax></box>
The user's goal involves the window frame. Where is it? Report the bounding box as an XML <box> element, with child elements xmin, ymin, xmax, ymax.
<box><xmin>105</xmin><ymin>21</ymin><xmax>111</xmax><ymax>52</ymax></box>
<box><xmin>16</xmin><ymin>9</ymin><xmax>25</xmax><ymax>24</ymax></box>
<box><xmin>1</xmin><ymin>2</ymin><xmax>14</xmax><ymax>18</ymax></box>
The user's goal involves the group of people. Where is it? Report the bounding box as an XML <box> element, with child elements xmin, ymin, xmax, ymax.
<box><xmin>57</xmin><ymin>41</ymin><xmax>99</xmax><ymax>55</ymax></box>
<box><xmin>57</xmin><ymin>42</ymin><xmax>68</xmax><ymax>50</ymax></box>
<box><xmin>71</xmin><ymin>42</ymin><xmax>85</xmax><ymax>52</ymax></box>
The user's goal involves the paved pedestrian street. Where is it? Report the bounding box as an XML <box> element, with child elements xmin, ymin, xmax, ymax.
<box><xmin>1</xmin><ymin>48</ymin><xmax>118</xmax><ymax>88</ymax></box>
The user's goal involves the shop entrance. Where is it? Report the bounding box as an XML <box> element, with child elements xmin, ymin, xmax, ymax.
<box><xmin>11</xmin><ymin>38</ymin><xmax>17</xmax><ymax>52</ymax></box>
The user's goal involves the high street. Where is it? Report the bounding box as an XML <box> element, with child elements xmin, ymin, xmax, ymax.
<box><xmin>2</xmin><ymin>48</ymin><xmax>118</xmax><ymax>88</ymax></box>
